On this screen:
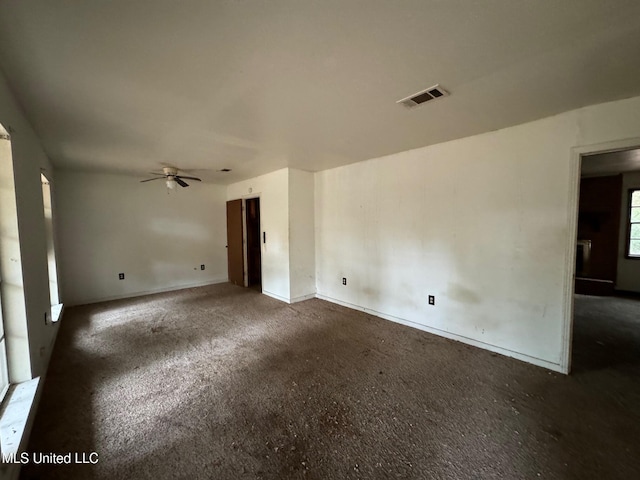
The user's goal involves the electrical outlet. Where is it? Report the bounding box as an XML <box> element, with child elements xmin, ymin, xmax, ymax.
<box><xmin>119</xmin><ymin>273</ymin><xmax>125</xmax><ymax>280</ymax></box>
<box><xmin>201</xmin><ymin>264</ymin><xmax>205</xmax><ymax>270</ymax></box>
<box><xmin>428</xmin><ymin>295</ymin><xmax>435</xmax><ymax>305</ymax></box>
<box><xmin>342</xmin><ymin>277</ymin><xmax>347</xmax><ymax>285</ymax></box>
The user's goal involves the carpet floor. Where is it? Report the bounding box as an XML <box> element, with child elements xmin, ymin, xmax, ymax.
<box><xmin>20</xmin><ymin>285</ymin><xmax>640</xmax><ymax>479</ymax></box>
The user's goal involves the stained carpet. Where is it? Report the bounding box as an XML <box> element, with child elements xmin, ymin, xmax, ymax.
<box><xmin>20</xmin><ymin>285</ymin><xmax>640</xmax><ymax>479</ymax></box>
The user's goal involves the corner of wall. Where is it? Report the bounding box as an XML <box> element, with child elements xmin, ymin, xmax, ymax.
<box><xmin>288</xmin><ymin>169</ymin><xmax>316</xmax><ymax>301</ymax></box>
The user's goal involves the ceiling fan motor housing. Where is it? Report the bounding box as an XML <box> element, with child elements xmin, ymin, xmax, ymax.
<box><xmin>140</xmin><ymin>166</ymin><xmax>201</xmax><ymax>187</ymax></box>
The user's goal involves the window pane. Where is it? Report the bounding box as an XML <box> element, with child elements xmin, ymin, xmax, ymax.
<box><xmin>630</xmin><ymin>239</ymin><xmax>640</xmax><ymax>257</ymax></box>
<box><xmin>632</xmin><ymin>207</ymin><xmax>640</xmax><ymax>223</ymax></box>
<box><xmin>632</xmin><ymin>224</ymin><xmax>640</xmax><ymax>239</ymax></box>
<box><xmin>632</xmin><ymin>190</ymin><xmax>640</xmax><ymax>207</ymax></box>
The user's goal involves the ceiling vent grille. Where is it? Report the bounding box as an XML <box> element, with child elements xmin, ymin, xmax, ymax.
<box><xmin>397</xmin><ymin>84</ymin><xmax>449</xmax><ymax>108</ymax></box>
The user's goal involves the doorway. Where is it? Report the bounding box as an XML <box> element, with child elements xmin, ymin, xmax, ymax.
<box><xmin>245</xmin><ymin>198</ymin><xmax>262</xmax><ymax>291</ymax></box>
<box><xmin>564</xmin><ymin>139</ymin><xmax>640</xmax><ymax>373</ymax></box>
<box><xmin>226</xmin><ymin>197</ymin><xmax>262</xmax><ymax>290</ymax></box>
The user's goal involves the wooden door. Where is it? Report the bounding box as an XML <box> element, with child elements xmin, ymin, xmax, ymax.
<box><xmin>226</xmin><ymin>199</ymin><xmax>244</xmax><ymax>286</ymax></box>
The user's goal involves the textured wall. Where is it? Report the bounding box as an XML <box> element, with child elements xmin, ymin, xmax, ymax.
<box><xmin>227</xmin><ymin>169</ymin><xmax>291</xmax><ymax>302</ymax></box>
<box><xmin>289</xmin><ymin>169</ymin><xmax>316</xmax><ymax>302</ymax></box>
<box><xmin>315</xmin><ymin>95</ymin><xmax>640</xmax><ymax>372</ymax></box>
<box><xmin>56</xmin><ymin>171</ymin><xmax>228</xmax><ymax>305</ymax></box>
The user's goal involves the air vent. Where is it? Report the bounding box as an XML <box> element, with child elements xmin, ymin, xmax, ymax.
<box><xmin>397</xmin><ymin>84</ymin><xmax>449</xmax><ymax>108</ymax></box>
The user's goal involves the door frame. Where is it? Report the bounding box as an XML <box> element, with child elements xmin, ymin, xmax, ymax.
<box><xmin>562</xmin><ymin>136</ymin><xmax>640</xmax><ymax>373</ymax></box>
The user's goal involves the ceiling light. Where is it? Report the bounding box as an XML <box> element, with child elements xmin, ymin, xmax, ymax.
<box><xmin>166</xmin><ymin>178</ymin><xmax>177</xmax><ymax>189</ymax></box>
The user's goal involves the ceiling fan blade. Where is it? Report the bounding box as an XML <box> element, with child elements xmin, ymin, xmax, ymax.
<box><xmin>140</xmin><ymin>177</ymin><xmax>165</xmax><ymax>182</ymax></box>
<box><xmin>176</xmin><ymin>175</ymin><xmax>201</xmax><ymax>181</ymax></box>
<box><xmin>175</xmin><ymin>177</ymin><xmax>189</xmax><ymax>188</ymax></box>
<box><xmin>148</xmin><ymin>172</ymin><xmax>166</xmax><ymax>176</ymax></box>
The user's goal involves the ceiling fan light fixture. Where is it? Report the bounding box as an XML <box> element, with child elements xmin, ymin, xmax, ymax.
<box><xmin>140</xmin><ymin>166</ymin><xmax>201</xmax><ymax>188</ymax></box>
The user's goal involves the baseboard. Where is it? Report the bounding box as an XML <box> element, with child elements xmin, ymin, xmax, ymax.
<box><xmin>262</xmin><ymin>291</ymin><xmax>316</xmax><ymax>305</ymax></box>
<box><xmin>262</xmin><ymin>290</ymin><xmax>291</xmax><ymax>303</ymax></box>
<box><xmin>613</xmin><ymin>289</ymin><xmax>640</xmax><ymax>299</ymax></box>
<box><xmin>290</xmin><ymin>292</ymin><xmax>316</xmax><ymax>304</ymax></box>
<box><xmin>575</xmin><ymin>277</ymin><xmax>615</xmax><ymax>296</ymax></box>
<box><xmin>316</xmin><ymin>293</ymin><xmax>565</xmax><ymax>374</ymax></box>
<box><xmin>70</xmin><ymin>277</ymin><xmax>229</xmax><ymax>306</ymax></box>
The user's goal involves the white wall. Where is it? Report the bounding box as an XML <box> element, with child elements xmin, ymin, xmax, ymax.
<box><xmin>55</xmin><ymin>171</ymin><xmax>228</xmax><ymax>305</ymax></box>
<box><xmin>0</xmin><ymin>72</ymin><xmax>59</xmax><ymax>380</ymax></box>
<box><xmin>617</xmin><ymin>171</ymin><xmax>640</xmax><ymax>292</ymax></box>
<box><xmin>316</xmin><ymin>95</ymin><xmax>640</xmax><ymax>373</ymax></box>
<box><xmin>227</xmin><ymin>168</ymin><xmax>291</xmax><ymax>302</ymax></box>
<box><xmin>289</xmin><ymin>169</ymin><xmax>315</xmax><ymax>302</ymax></box>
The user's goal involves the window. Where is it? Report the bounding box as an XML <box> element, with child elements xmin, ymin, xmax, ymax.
<box><xmin>41</xmin><ymin>173</ymin><xmax>60</xmax><ymax>308</ymax></box>
<box><xmin>0</xmin><ymin>127</ymin><xmax>11</xmax><ymax>401</ymax></box>
<box><xmin>0</xmin><ymin>293</ymin><xmax>8</xmax><ymax>400</ymax></box>
<box><xmin>628</xmin><ymin>189</ymin><xmax>640</xmax><ymax>258</ymax></box>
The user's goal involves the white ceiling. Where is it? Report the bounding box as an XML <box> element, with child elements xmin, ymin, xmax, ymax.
<box><xmin>1</xmin><ymin>1</ymin><xmax>640</xmax><ymax>184</ymax></box>
<box><xmin>582</xmin><ymin>148</ymin><xmax>640</xmax><ymax>177</ymax></box>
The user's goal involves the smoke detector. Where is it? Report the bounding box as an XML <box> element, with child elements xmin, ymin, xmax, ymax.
<box><xmin>397</xmin><ymin>84</ymin><xmax>449</xmax><ymax>108</ymax></box>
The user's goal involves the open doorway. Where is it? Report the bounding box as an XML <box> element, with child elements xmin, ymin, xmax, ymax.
<box><xmin>568</xmin><ymin>142</ymin><xmax>640</xmax><ymax>372</ymax></box>
<box><xmin>245</xmin><ymin>198</ymin><xmax>262</xmax><ymax>291</ymax></box>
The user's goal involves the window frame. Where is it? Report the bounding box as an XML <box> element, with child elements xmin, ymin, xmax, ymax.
<box><xmin>626</xmin><ymin>188</ymin><xmax>640</xmax><ymax>259</ymax></box>
<box><xmin>0</xmin><ymin>130</ymin><xmax>11</xmax><ymax>402</ymax></box>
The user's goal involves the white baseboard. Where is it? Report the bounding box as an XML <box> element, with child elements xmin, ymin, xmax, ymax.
<box><xmin>70</xmin><ymin>277</ymin><xmax>229</xmax><ymax>306</ymax></box>
<box><xmin>316</xmin><ymin>293</ymin><xmax>565</xmax><ymax>373</ymax></box>
<box><xmin>262</xmin><ymin>290</ymin><xmax>316</xmax><ymax>304</ymax></box>
<box><xmin>290</xmin><ymin>292</ymin><xmax>316</xmax><ymax>304</ymax></box>
<box><xmin>262</xmin><ymin>290</ymin><xmax>290</xmax><ymax>303</ymax></box>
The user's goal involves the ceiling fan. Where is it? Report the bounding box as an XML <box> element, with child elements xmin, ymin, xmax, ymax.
<box><xmin>140</xmin><ymin>166</ymin><xmax>202</xmax><ymax>189</ymax></box>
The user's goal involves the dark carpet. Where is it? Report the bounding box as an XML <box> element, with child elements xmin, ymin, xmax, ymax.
<box><xmin>20</xmin><ymin>285</ymin><xmax>640</xmax><ymax>479</ymax></box>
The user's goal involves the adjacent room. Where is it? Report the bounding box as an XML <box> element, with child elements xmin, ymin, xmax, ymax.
<box><xmin>573</xmin><ymin>149</ymin><xmax>640</xmax><ymax>372</ymax></box>
<box><xmin>0</xmin><ymin>1</ymin><xmax>639</xmax><ymax>479</ymax></box>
